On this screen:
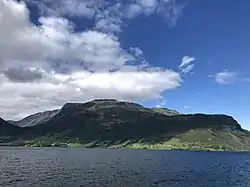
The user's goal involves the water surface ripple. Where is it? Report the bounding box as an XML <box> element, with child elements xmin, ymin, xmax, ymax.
<box><xmin>0</xmin><ymin>147</ymin><xmax>250</xmax><ymax>187</ymax></box>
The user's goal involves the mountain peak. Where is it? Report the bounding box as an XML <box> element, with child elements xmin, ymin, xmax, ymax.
<box><xmin>62</xmin><ymin>99</ymin><xmax>146</xmax><ymax>111</ymax></box>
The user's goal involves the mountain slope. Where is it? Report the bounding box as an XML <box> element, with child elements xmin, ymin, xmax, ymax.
<box><xmin>1</xmin><ymin>99</ymin><xmax>250</xmax><ymax>151</ymax></box>
<box><xmin>0</xmin><ymin>118</ymin><xmax>23</xmax><ymax>145</ymax></box>
<box><xmin>8</xmin><ymin>99</ymin><xmax>248</xmax><ymax>151</ymax></box>
<box><xmin>13</xmin><ymin>110</ymin><xmax>60</xmax><ymax>127</ymax></box>
<box><xmin>0</xmin><ymin>118</ymin><xmax>22</xmax><ymax>136</ymax></box>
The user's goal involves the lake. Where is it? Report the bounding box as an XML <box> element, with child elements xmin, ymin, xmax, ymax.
<box><xmin>0</xmin><ymin>147</ymin><xmax>250</xmax><ymax>187</ymax></box>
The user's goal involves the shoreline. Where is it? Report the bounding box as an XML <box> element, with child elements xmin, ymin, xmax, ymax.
<box><xmin>1</xmin><ymin>143</ymin><xmax>249</xmax><ymax>153</ymax></box>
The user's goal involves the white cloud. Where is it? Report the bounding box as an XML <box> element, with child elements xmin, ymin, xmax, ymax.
<box><xmin>94</xmin><ymin>2</ymin><xmax>124</xmax><ymax>33</ymax></box>
<box><xmin>157</xmin><ymin>0</ymin><xmax>186</xmax><ymax>27</ymax></box>
<box><xmin>138</xmin><ymin>0</ymin><xmax>158</xmax><ymax>8</ymax></box>
<box><xmin>181</xmin><ymin>64</ymin><xmax>195</xmax><ymax>74</ymax></box>
<box><xmin>0</xmin><ymin>0</ymin><xmax>182</xmax><ymax>120</ymax></box>
<box><xmin>24</xmin><ymin>0</ymin><xmax>99</xmax><ymax>18</ymax></box>
<box><xmin>24</xmin><ymin>0</ymin><xmax>186</xmax><ymax>33</ymax></box>
<box><xmin>0</xmin><ymin>1</ymin><xmax>133</xmax><ymax>72</ymax></box>
<box><xmin>125</xmin><ymin>4</ymin><xmax>142</xmax><ymax>19</ymax></box>
<box><xmin>0</xmin><ymin>70</ymin><xmax>181</xmax><ymax>120</ymax></box>
<box><xmin>55</xmin><ymin>0</ymin><xmax>97</xmax><ymax>17</ymax></box>
<box><xmin>179</xmin><ymin>56</ymin><xmax>196</xmax><ymax>68</ymax></box>
<box><xmin>130</xmin><ymin>47</ymin><xmax>143</xmax><ymax>57</ymax></box>
<box><xmin>179</xmin><ymin>56</ymin><xmax>196</xmax><ymax>74</ymax></box>
<box><xmin>215</xmin><ymin>71</ymin><xmax>238</xmax><ymax>84</ymax></box>
<box><xmin>137</xmin><ymin>0</ymin><xmax>158</xmax><ymax>15</ymax></box>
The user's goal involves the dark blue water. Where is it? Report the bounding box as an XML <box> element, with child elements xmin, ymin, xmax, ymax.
<box><xmin>0</xmin><ymin>147</ymin><xmax>250</xmax><ymax>187</ymax></box>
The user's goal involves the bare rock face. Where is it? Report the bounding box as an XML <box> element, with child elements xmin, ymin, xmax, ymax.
<box><xmin>13</xmin><ymin>110</ymin><xmax>60</xmax><ymax>127</ymax></box>
<box><xmin>151</xmin><ymin>108</ymin><xmax>181</xmax><ymax>116</ymax></box>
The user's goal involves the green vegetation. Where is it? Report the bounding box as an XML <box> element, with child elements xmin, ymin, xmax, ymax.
<box><xmin>6</xmin><ymin>129</ymin><xmax>250</xmax><ymax>152</ymax></box>
<box><xmin>1</xmin><ymin>99</ymin><xmax>250</xmax><ymax>152</ymax></box>
<box><xmin>125</xmin><ymin>129</ymin><xmax>250</xmax><ymax>152</ymax></box>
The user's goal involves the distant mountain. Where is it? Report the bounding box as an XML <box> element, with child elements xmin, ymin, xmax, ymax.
<box><xmin>1</xmin><ymin>99</ymin><xmax>250</xmax><ymax>151</ymax></box>
<box><xmin>12</xmin><ymin>110</ymin><xmax>60</xmax><ymax>127</ymax></box>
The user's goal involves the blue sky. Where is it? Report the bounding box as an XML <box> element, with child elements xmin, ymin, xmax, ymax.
<box><xmin>123</xmin><ymin>0</ymin><xmax>250</xmax><ymax>127</ymax></box>
<box><xmin>0</xmin><ymin>0</ymin><xmax>249</xmax><ymax>129</ymax></box>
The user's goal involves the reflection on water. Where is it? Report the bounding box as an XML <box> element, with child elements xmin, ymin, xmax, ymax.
<box><xmin>0</xmin><ymin>147</ymin><xmax>250</xmax><ymax>187</ymax></box>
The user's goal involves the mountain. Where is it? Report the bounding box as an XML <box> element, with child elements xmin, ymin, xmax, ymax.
<box><xmin>0</xmin><ymin>118</ymin><xmax>22</xmax><ymax>136</ymax></box>
<box><xmin>0</xmin><ymin>118</ymin><xmax>23</xmax><ymax>145</ymax></box>
<box><xmin>1</xmin><ymin>99</ymin><xmax>250</xmax><ymax>151</ymax></box>
<box><xmin>12</xmin><ymin>110</ymin><xmax>60</xmax><ymax>127</ymax></box>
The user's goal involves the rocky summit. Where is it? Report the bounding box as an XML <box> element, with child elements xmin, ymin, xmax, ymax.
<box><xmin>0</xmin><ymin>99</ymin><xmax>250</xmax><ymax>152</ymax></box>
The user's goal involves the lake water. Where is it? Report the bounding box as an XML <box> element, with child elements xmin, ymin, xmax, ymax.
<box><xmin>0</xmin><ymin>147</ymin><xmax>250</xmax><ymax>187</ymax></box>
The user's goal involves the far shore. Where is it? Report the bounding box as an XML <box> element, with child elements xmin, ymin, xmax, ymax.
<box><xmin>1</xmin><ymin>142</ymin><xmax>249</xmax><ymax>153</ymax></box>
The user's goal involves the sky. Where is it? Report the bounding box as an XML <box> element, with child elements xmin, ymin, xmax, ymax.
<box><xmin>0</xmin><ymin>0</ymin><xmax>249</xmax><ymax>129</ymax></box>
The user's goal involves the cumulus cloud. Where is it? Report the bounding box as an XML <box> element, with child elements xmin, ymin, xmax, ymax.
<box><xmin>179</xmin><ymin>56</ymin><xmax>196</xmax><ymax>74</ymax></box>
<box><xmin>215</xmin><ymin>71</ymin><xmax>238</xmax><ymax>84</ymax></box>
<box><xmin>0</xmin><ymin>1</ymin><xmax>133</xmax><ymax>72</ymax></box>
<box><xmin>24</xmin><ymin>0</ymin><xmax>186</xmax><ymax>33</ymax></box>
<box><xmin>23</xmin><ymin>0</ymin><xmax>99</xmax><ymax>18</ymax></box>
<box><xmin>94</xmin><ymin>2</ymin><xmax>124</xmax><ymax>33</ymax></box>
<box><xmin>0</xmin><ymin>70</ymin><xmax>181</xmax><ymax>120</ymax></box>
<box><xmin>0</xmin><ymin>0</ymin><xmax>182</xmax><ymax>120</ymax></box>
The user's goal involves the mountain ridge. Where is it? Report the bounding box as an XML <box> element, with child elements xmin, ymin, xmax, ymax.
<box><xmin>0</xmin><ymin>99</ymin><xmax>249</xmax><ymax>151</ymax></box>
<box><xmin>11</xmin><ymin>110</ymin><xmax>60</xmax><ymax>127</ymax></box>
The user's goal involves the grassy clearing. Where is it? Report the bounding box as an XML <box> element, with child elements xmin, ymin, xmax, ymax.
<box><xmin>122</xmin><ymin>129</ymin><xmax>250</xmax><ymax>152</ymax></box>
